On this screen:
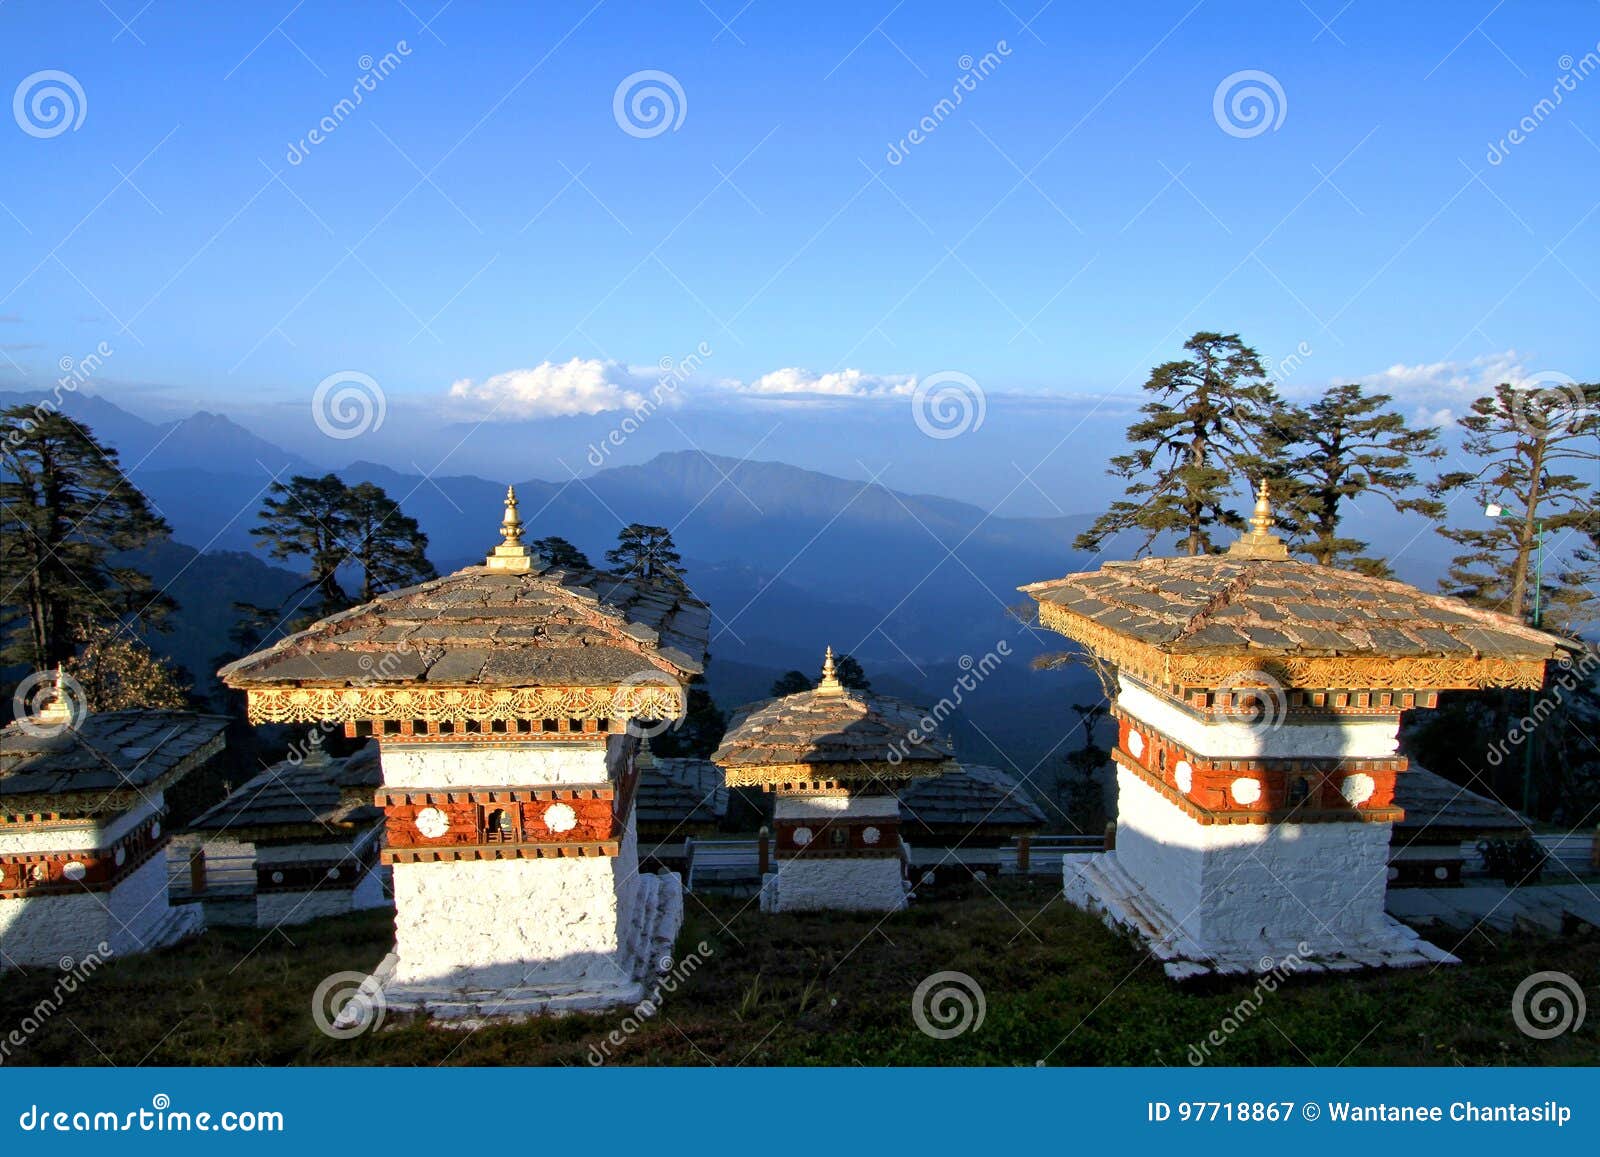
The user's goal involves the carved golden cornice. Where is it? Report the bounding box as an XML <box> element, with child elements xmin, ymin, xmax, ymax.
<box><xmin>242</xmin><ymin>684</ymin><xmax>687</xmax><ymax>726</ymax></box>
<box><xmin>720</xmin><ymin>760</ymin><xmax>949</xmax><ymax>791</ymax></box>
<box><xmin>1034</xmin><ymin>602</ymin><xmax>1549</xmax><ymax>692</ymax></box>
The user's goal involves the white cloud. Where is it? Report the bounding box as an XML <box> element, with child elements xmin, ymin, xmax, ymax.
<box><xmin>448</xmin><ymin>358</ymin><xmax>648</xmax><ymax>418</ymax></box>
<box><xmin>741</xmin><ymin>367</ymin><xmax>915</xmax><ymax>398</ymax></box>
<box><xmin>1354</xmin><ymin>349</ymin><xmax>1547</xmax><ymax>426</ymax></box>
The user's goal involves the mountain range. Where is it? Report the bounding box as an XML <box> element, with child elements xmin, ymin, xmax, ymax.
<box><xmin>1</xmin><ymin>389</ymin><xmax>1104</xmax><ymax>786</ymax></box>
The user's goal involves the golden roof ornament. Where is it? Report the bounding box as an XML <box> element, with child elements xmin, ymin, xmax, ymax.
<box><xmin>1227</xmin><ymin>478</ymin><xmax>1291</xmax><ymax>560</ymax></box>
<box><xmin>816</xmin><ymin>645</ymin><xmax>844</xmax><ymax>695</ymax></box>
<box><xmin>485</xmin><ymin>484</ymin><xmax>534</xmax><ymax>571</ymax></box>
<box><xmin>33</xmin><ymin>668</ymin><xmax>75</xmax><ymax>725</ymax></box>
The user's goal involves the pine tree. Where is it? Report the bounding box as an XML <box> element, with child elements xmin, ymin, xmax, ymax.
<box><xmin>1431</xmin><ymin>381</ymin><xmax>1598</xmax><ymax>628</ymax></box>
<box><xmin>345</xmin><ymin>481</ymin><xmax>436</xmax><ymax>600</ymax></box>
<box><xmin>531</xmin><ymin>536</ymin><xmax>591</xmax><ymax>570</ymax></box>
<box><xmin>1270</xmin><ymin>384</ymin><xmax>1444</xmax><ymax>575</ymax></box>
<box><xmin>251</xmin><ymin>475</ymin><xmax>435</xmax><ymax>613</ymax></box>
<box><xmin>0</xmin><ymin>408</ymin><xmax>174</xmax><ymax>670</ymax></box>
<box><xmin>251</xmin><ymin>474</ymin><xmax>354</xmax><ymax>611</ymax></box>
<box><xmin>1075</xmin><ymin>332</ymin><xmax>1280</xmax><ymax>557</ymax></box>
<box><xmin>607</xmin><ymin>524</ymin><xmax>685</xmax><ymax>585</ymax></box>
<box><xmin>770</xmin><ymin>670</ymin><xmax>813</xmax><ymax>696</ymax></box>
<box><xmin>834</xmin><ymin>653</ymin><xmax>871</xmax><ymax>690</ymax></box>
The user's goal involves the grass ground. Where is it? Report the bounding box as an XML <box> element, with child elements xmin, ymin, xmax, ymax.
<box><xmin>3</xmin><ymin>880</ymin><xmax>1597</xmax><ymax>1066</ymax></box>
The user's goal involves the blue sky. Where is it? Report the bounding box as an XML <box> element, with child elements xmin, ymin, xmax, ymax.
<box><xmin>1</xmin><ymin>0</ymin><xmax>1596</xmax><ymax>508</ymax></box>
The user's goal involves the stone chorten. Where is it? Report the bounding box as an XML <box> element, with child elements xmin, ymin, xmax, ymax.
<box><xmin>1</xmin><ymin>706</ymin><xmax>228</xmax><ymax>968</ymax></box>
<box><xmin>1021</xmin><ymin>482</ymin><xmax>1569</xmax><ymax>978</ymax></box>
<box><xmin>219</xmin><ymin>488</ymin><xmax>711</xmax><ymax>1022</ymax></box>
<box><xmin>713</xmin><ymin>648</ymin><xmax>954</xmax><ymax>912</ymax></box>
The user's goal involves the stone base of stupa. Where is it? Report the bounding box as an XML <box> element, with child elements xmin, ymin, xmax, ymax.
<box><xmin>348</xmin><ymin>870</ymin><xmax>684</xmax><ymax>1029</ymax></box>
<box><xmin>760</xmin><ymin>855</ymin><xmax>908</xmax><ymax>913</ymax></box>
<box><xmin>1064</xmin><ymin>852</ymin><xmax>1458</xmax><ymax>980</ymax></box>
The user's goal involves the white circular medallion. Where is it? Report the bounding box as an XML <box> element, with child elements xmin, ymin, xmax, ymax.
<box><xmin>1434</xmin><ymin>866</ymin><xmax>1449</xmax><ymax>880</ymax></box>
<box><xmin>1387</xmin><ymin>866</ymin><xmax>1400</xmax><ymax>881</ymax></box>
<box><xmin>1340</xmin><ymin>773</ymin><xmax>1376</xmax><ymax>805</ymax></box>
<box><xmin>1174</xmin><ymin>761</ymin><xmax>1193</xmax><ymax>794</ymax></box>
<box><xmin>1230</xmin><ymin>777</ymin><xmax>1262</xmax><ymax>806</ymax></box>
<box><xmin>792</xmin><ymin>826</ymin><xmax>813</xmax><ymax>846</ymax></box>
<box><xmin>327</xmin><ymin>867</ymin><xmax>340</xmax><ymax>879</ymax></box>
<box><xmin>543</xmin><ymin>802</ymin><xmax>578</xmax><ymax>834</ymax></box>
<box><xmin>271</xmin><ymin>870</ymin><xmax>284</xmax><ymax>884</ymax></box>
<box><xmin>30</xmin><ymin>863</ymin><xmax>48</xmax><ymax>882</ymax></box>
<box><xmin>862</xmin><ymin>826</ymin><xmax>881</xmax><ymax>846</ymax></box>
<box><xmin>414</xmin><ymin>807</ymin><xmax>450</xmax><ymax>839</ymax></box>
<box><xmin>61</xmin><ymin>861</ymin><xmax>86</xmax><ymax>881</ymax></box>
<box><xmin>1126</xmin><ymin>730</ymin><xmax>1145</xmax><ymax>758</ymax></box>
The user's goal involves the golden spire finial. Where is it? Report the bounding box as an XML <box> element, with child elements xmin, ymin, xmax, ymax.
<box><xmin>486</xmin><ymin>484</ymin><xmax>534</xmax><ymax>571</ymax></box>
<box><xmin>501</xmin><ymin>485</ymin><xmax>524</xmax><ymax>546</ymax></box>
<box><xmin>817</xmin><ymin>645</ymin><xmax>843</xmax><ymax>694</ymax></box>
<box><xmin>1228</xmin><ymin>477</ymin><xmax>1291</xmax><ymax>560</ymax></box>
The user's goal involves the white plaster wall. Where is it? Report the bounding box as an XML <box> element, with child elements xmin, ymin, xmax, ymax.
<box><xmin>256</xmin><ymin>887</ymin><xmax>360</xmax><ymax>928</ymax></box>
<box><xmin>377</xmin><ymin>743</ymin><xmax>611</xmax><ymax>789</ymax></box>
<box><xmin>350</xmin><ymin>865</ymin><xmax>390</xmax><ymax>911</ymax></box>
<box><xmin>0</xmin><ymin>797</ymin><xmax>162</xmax><ymax>856</ymax></box>
<box><xmin>0</xmin><ymin>853</ymin><xmax>179</xmax><ymax>967</ymax></box>
<box><xmin>1117</xmin><ymin>679</ymin><xmax>1401</xmax><ymax>760</ymax></box>
<box><xmin>390</xmin><ymin>816</ymin><xmax>640</xmax><ymax>989</ymax></box>
<box><xmin>775</xmin><ymin>795</ymin><xmax>901</xmax><ymax>820</ymax></box>
<box><xmin>761</xmin><ymin>857</ymin><xmax>906</xmax><ymax>912</ymax></box>
<box><xmin>1113</xmin><ymin>766</ymin><xmax>1391</xmax><ymax>954</ymax></box>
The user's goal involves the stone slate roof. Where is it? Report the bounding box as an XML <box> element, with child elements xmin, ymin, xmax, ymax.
<box><xmin>899</xmin><ymin>763</ymin><xmax>1047</xmax><ymax>830</ymax></box>
<box><xmin>218</xmin><ymin>564</ymin><xmax>711</xmax><ymax>688</ymax></box>
<box><xmin>1392</xmin><ymin>764</ymin><xmax>1527</xmax><ymax>839</ymax></box>
<box><xmin>1022</xmin><ymin>557</ymin><xmax>1565</xmax><ymax>660</ymax></box>
<box><xmin>714</xmin><ymin>686</ymin><xmax>954</xmax><ymax>770</ymax></box>
<box><xmin>189</xmin><ymin>743</ymin><xmax>383</xmax><ymax>834</ymax></box>
<box><xmin>636</xmin><ymin>756</ymin><xmax>727</xmax><ymax>829</ymax></box>
<box><xmin>1</xmin><ymin>711</ymin><xmax>229</xmax><ymax>798</ymax></box>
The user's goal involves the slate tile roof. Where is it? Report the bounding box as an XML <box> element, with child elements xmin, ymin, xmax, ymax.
<box><xmin>898</xmin><ymin>763</ymin><xmax>1046</xmax><ymax>830</ymax></box>
<box><xmin>1</xmin><ymin>711</ymin><xmax>229</xmax><ymax>798</ymax></box>
<box><xmin>218</xmin><ymin>563</ymin><xmax>711</xmax><ymax>688</ymax></box>
<box><xmin>636</xmin><ymin>756</ymin><xmax>727</xmax><ymax>828</ymax></box>
<box><xmin>713</xmin><ymin>686</ymin><xmax>955</xmax><ymax>770</ymax></box>
<box><xmin>188</xmin><ymin>743</ymin><xmax>383</xmax><ymax>834</ymax></box>
<box><xmin>1392</xmin><ymin>764</ymin><xmax>1527</xmax><ymax>838</ymax></box>
<box><xmin>1022</xmin><ymin>557</ymin><xmax>1566</xmax><ymax>660</ymax></box>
